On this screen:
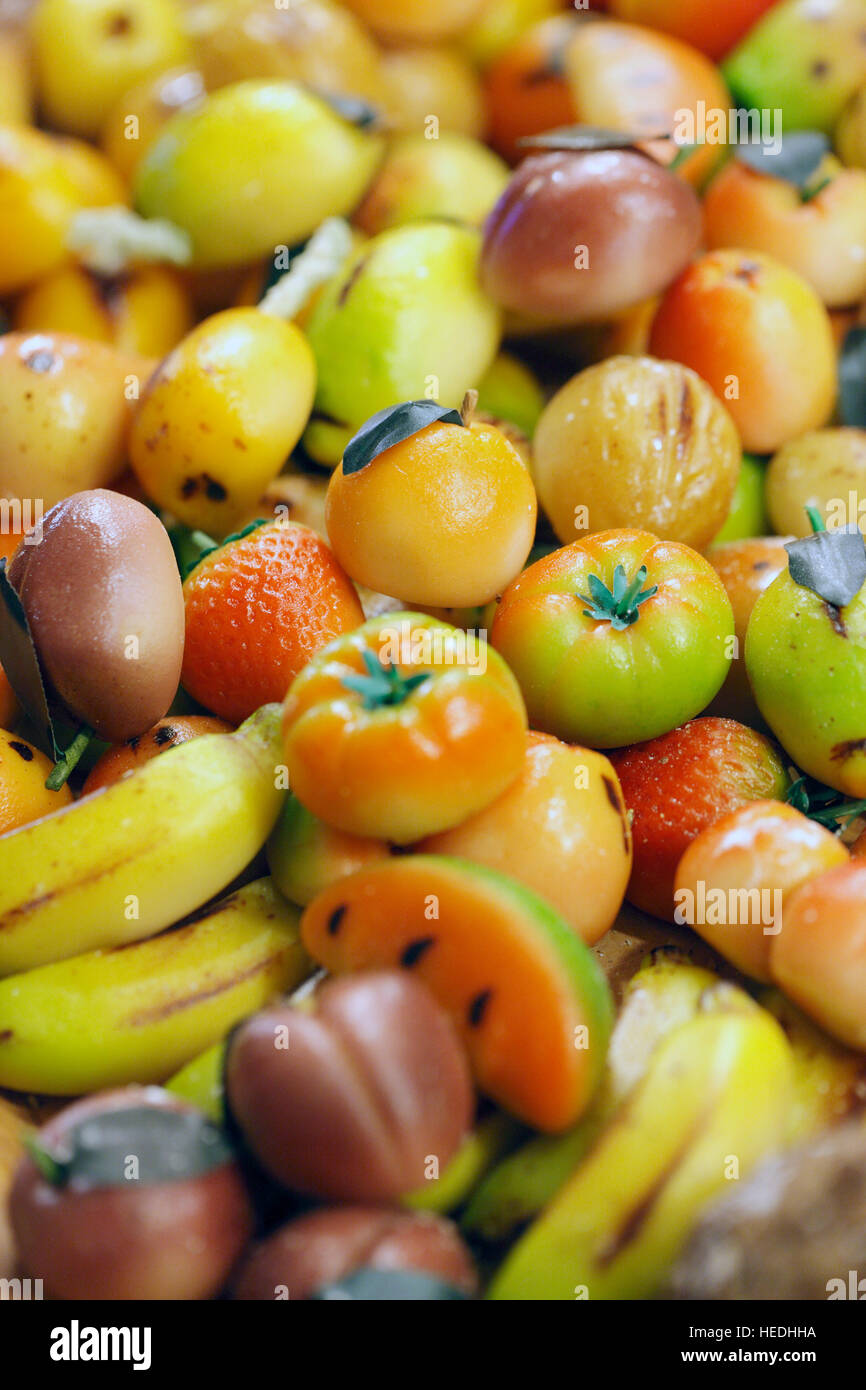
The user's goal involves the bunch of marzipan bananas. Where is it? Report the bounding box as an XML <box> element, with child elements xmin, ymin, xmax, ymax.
<box><xmin>0</xmin><ymin>704</ymin><xmax>311</xmax><ymax>1096</ymax></box>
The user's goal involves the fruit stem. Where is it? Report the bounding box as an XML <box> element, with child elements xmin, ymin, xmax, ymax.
<box><xmin>45</xmin><ymin>726</ymin><xmax>94</xmax><ymax>790</ymax></box>
<box><xmin>809</xmin><ymin>797</ymin><xmax>866</xmax><ymax>830</ymax></box>
<box><xmin>460</xmin><ymin>389</ymin><xmax>479</xmax><ymax>428</ymax></box>
<box><xmin>806</xmin><ymin>505</ymin><xmax>826</xmax><ymax>533</ymax></box>
<box><xmin>342</xmin><ymin>650</ymin><xmax>431</xmax><ymax>710</ymax></box>
<box><xmin>668</xmin><ymin>141</ymin><xmax>697</xmax><ymax>172</ymax></box>
<box><xmin>800</xmin><ymin>175</ymin><xmax>832</xmax><ymax>204</ymax></box>
<box><xmin>169</xmin><ymin>525</ymin><xmax>217</xmax><ymax>577</ymax></box>
<box><xmin>578</xmin><ymin>564</ymin><xmax>658</xmax><ymax>631</ymax></box>
<box><xmin>67</xmin><ymin>208</ymin><xmax>192</xmax><ymax>275</ymax></box>
<box><xmin>258</xmin><ymin>218</ymin><xmax>353</xmax><ymax>321</ymax></box>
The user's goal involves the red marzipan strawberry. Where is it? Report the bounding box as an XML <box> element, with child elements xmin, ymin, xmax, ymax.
<box><xmin>609</xmin><ymin>716</ymin><xmax>790</xmax><ymax>921</ymax></box>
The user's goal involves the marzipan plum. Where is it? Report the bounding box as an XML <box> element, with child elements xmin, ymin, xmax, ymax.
<box><xmin>481</xmin><ymin>149</ymin><xmax>701</xmax><ymax>324</ymax></box>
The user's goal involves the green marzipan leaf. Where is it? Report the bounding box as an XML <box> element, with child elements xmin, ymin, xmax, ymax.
<box><xmin>517</xmin><ymin>125</ymin><xmax>671</xmax><ymax>153</ymax></box>
<box><xmin>342</xmin><ymin>401</ymin><xmax>465</xmax><ymax>476</ymax></box>
<box><xmin>184</xmin><ymin>519</ymin><xmax>269</xmax><ymax>579</ymax></box>
<box><xmin>839</xmin><ymin>326</ymin><xmax>866</xmax><ymax>429</ymax></box>
<box><xmin>735</xmin><ymin>130</ymin><xmax>829</xmax><ymax>191</ymax></box>
<box><xmin>785</xmin><ymin>526</ymin><xmax>866</xmax><ymax>609</ymax></box>
<box><xmin>785</xmin><ymin>773</ymin><xmax>866</xmax><ymax>830</ymax></box>
<box><xmin>0</xmin><ymin>558</ymin><xmax>86</xmax><ymax>762</ymax></box>
<box><xmin>314</xmin><ymin>90</ymin><xmax>382</xmax><ymax>130</ymax></box>
<box><xmin>311</xmin><ymin>1269</ymin><xmax>470</xmax><ymax>1300</ymax></box>
<box><xmin>32</xmin><ymin>1106</ymin><xmax>234</xmax><ymax>1190</ymax></box>
<box><xmin>0</xmin><ymin>557</ymin><xmax>55</xmax><ymax>755</ymax></box>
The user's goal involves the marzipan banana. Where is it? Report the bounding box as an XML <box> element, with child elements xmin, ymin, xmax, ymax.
<box><xmin>0</xmin><ymin>1096</ymin><xmax>29</xmax><ymax>1279</ymax></box>
<box><xmin>166</xmin><ymin>1039</ymin><xmax>227</xmax><ymax>1123</ymax></box>
<box><xmin>488</xmin><ymin>1008</ymin><xmax>793</xmax><ymax>1300</ymax></box>
<box><xmin>0</xmin><ymin>878</ymin><xmax>311</xmax><ymax>1094</ymax></box>
<box><xmin>463</xmin><ymin>951</ymin><xmax>753</xmax><ymax>1242</ymax></box>
<box><xmin>403</xmin><ymin>1113</ymin><xmax>522</xmax><ymax>1216</ymax></box>
<box><xmin>759</xmin><ymin>987</ymin><xmax>866</xmax><ymax>1140</ymax></box>
<box><xmin>0</xmin><ymin>704</ymin><xmax>286</xmax><ymax>976</ymax></box>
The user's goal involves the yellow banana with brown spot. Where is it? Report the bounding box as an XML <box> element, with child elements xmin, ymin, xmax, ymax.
<box><xmin>0</xmin><ymin>1096</ymin><xmax>29</xmax><ymax>1279</ymax></box>
<box><xmin>0</xmin><ymin>705</ymin><xmax>286</xmax><ymax>976</ymax></box>
<box><xmin>0</xmin><ymin>878</ymin><xmax>311</xmax><ymax>1094</ymax></box>
<box><xmin>489</xmin><ymin>1008</ymin><xmax>793</xmax><ymax>1300</ymax></box>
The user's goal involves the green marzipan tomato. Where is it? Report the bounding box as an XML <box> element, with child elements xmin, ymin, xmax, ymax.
<box><xmin>491</xmin><ymin>528</ymin><xmax>734</xmax><ymax>748</ymax></box>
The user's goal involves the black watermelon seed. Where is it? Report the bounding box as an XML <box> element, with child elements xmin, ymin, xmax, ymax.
<box><xmin>401</xmin><ymin>936</ymin><xmax>435</xmax><ymax>967</ymax></box>
<box><xmin>327</xmin><ymin>905</ymin><xmax>346</xmax><ymax>936</ymax></box>
<box><xmin>468</xmin><ymin>990</ymin><xmax>492</xmax><ymax>1027</ymax></box>
<box><xmin>602</xmin><ymin>775</ymin><xmax>620</xmax><ymax>811</ymax></box>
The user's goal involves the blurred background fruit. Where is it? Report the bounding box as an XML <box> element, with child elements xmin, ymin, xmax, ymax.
<box><xmin>561</xmin><ymin>17</ymin><xmax>731</xmax><ymax>186</ymax></box>
<box><xmin>304</xmin><ymin>222</ymin><xmax>501</xmax><ymax>459</ymax></box>
<box><xmin>649</xmin><ymin>250</ymin><xmax>837</xmax><ymax>454</ymax></box>
<box><xmin>231</xmin><ymin>1205</ymin><xmax>477</xmax><ymax>1301</ymax></box>
<box><xmin>267</xmin><ymin>793</ymin><xmax>390</xmax><ymax>907</ymax></box>
<box><xmin>0</xmin><ymin>27</ymin><xmax>33</xmax><ymax>124</ymax></box>
<box><xmin>31</xmin><ymin>0</ymin><xmax>191</xmax><ymax>138</ymax></box>
<box><xmin>100</xmin><ymin>65</ymin><xmax>206</xmax><ymax>182</ymax></box>
<box><xmin>675</xmin><ymin>802</ymin><xmax>849</xmax><ymax>981</ymax></box>
<box><xmin>134</xmin><ymin>80</ymin><xmax>384</xmax><ymax>267</ymax></box>
<box><xmin>355</xmin><ymin>131</ymin><xmax>508</xmax><ymax>235</ymax></box>
<box><xmin>724</xmin><ymin>0</ymin><xmax>866</xmax><ymax>134</ymax></box>
<box><xmin>712</xmin><ymin>454</ymin><xmax>770</xmax><ymax>545</ymax></box>
<box><xmin>765</xmin><ymin>428</ymin><xmax>866</xmax><ymax>537</ymax></box>
<box><xmin>0</xmin><ymin>333</ymin><xmax>142</xmax><ymax>509</ymax></box>
<box><xmin>707</xmin><ymin>536</ymin><xmax>793</xmax><ymax>724</ymax></box>
<box><xmin>461</xmin><ymin>0</ymin><xmax>559</xmax><ymax>69</ymax></box>
<box><xmin>484</xmin><ymin>14</ymin><xmax>579</xmax><ymax>162</ymax></box>
<box><xmin>194</xmin><ymin>0</ymin><xmax>384</xmax><ymax>102</ymax></box>
<box><xmin>703</xmin><ymin>151</ymin><xmax>866</xmax><ymax>308</ymax></box>
<box><xmin>14</xmin><ymin>263</ymin><xmax>194</xmax><ymax>355</ymax></box>
<box><xmin>836</xmin><ymin>82</ymin><xmax>866</xmax><ymax>168</ymax></box>
<box><xmin>607</xmin><ymin>0</ymin><xmax>777</xmax><ymax>61</ymax></box>
<box><xmin>381</xmin><ymin>44</ymin><xmax>486</xmax><ymax>138</ymax></box>
<box><xmin>338</xmin><ymin>0</ymin><xmax>487</xmax><ymax>43</ymax></box>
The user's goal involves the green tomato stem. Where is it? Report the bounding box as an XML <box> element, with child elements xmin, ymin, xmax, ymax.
<box><xmin>579</xmin><ymin>564</ymin><xmax>658</xmax><ymax>630</ymax></box>
<box><xmin>342</xmin><ymin>650</ymin><xmax>431</xmax><ymax>711</ymax></box>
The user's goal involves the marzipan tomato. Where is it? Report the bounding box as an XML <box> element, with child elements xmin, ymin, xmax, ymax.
<box><xmin>282</xmin><ymin>613</ymin><xmax>528</xmax><ymax>843</ymax></box>
<box><xmin>491</xmin><ymin>529</ymin><xmax>734</xmax><ymax>747</ymax></box>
